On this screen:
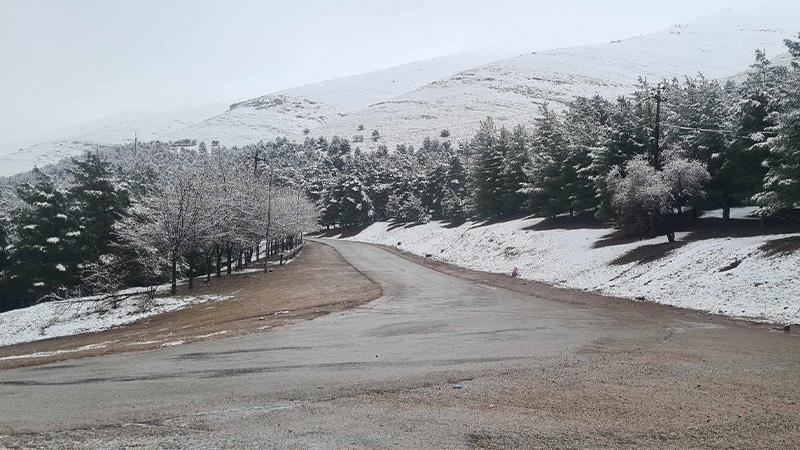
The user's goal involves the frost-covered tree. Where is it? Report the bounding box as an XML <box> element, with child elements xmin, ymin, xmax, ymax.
<box><xmin>662</xmin><ymin>157</ymin><xmax>711</xmax><ymax>215</ymax></box>
<box><xmin>606</xmin><ymin>156</ymin><xmax>671</xmax><ymax>238</ymax></box>
<box><xmin>116</xmin><ymin>166</ymin><xmax>216</xmax><ymax>293</ymax></box>
<box><xmin>607</xmin><ymin>155</ymin><xmax>709</xmax><ymax>242</ymax></box>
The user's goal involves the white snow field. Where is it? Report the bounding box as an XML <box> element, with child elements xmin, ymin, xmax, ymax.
<box><xmin>1</xmin><ymin>11</ymin><xmax>796</xmax><ymax>177</ymax></box>
<box><xmin>0</xmin><ymin>286</ymin><xmax>233</xmax><ymax>348</ymax></box>
<box><xmin>338</xmin><ymin>209</ymin><xmax>800</xmax><ymax>325</ymax></box>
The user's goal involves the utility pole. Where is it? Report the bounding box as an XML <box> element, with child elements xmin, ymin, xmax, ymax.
<box><xmin>652</xmin><ymin>84</ymin><xmax>664</xmax><ymax>169</ymax></box>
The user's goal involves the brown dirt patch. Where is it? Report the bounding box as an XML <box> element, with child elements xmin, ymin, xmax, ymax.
<box><xmin>0</xmin><ymin>242</ymin><xmax>381</xmax><ymax>370</ymax></box>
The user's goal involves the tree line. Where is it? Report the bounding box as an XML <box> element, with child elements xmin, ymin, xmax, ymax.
<box><xmin>0</xmin><ymin>151</ymin><xmax>316</xmax><ymax>312</ymax></box>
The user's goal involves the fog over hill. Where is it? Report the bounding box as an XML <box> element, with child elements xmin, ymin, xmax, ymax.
<box><xmin>0</xmin><ymin>11</ymin><xmax>796</xmax><ymax>177</ymax></box>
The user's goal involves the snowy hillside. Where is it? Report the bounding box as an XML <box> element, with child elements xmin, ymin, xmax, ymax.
<box><xmin>0</xmin><ymin>50</ymin><xmax>511</xmax><ymax>177</ymax></box>
<box><xmin>162</xmin><ymin>49</ymin><xmax>520</xmax><ymax>147</ymax></box>
<box><xmin>321</xmin><ymin>13</ymin><xmax>796</xmax><ymax>148</ymax></box>
<box><xmin>335</xmin><ymin>209</ymin><xmax>800</xmax><ymax>325</ymax></box>
<box><xmin>2</xmin><ymin>11</ymin><xmax>796</xmax><ymax>177</ymax></box>
<box><xmin>0</xmin><ymin>103</ymin><xmax>228</xmax><ymax>177</ymax></box>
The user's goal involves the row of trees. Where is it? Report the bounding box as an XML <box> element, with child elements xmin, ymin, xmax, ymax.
<box><xmin>304</xmin><ymin>36</ymin><xmax>800</xmax><ymax>239</ymax></box>
<box><xmin>0</xmin><ymin>151</ymin><xmax>316</xmax><ymax>311</ymax></box>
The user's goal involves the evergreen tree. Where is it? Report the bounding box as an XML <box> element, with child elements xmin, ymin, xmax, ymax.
<box><xmin>68</xmin><ymin>152</ymin><xmax>131</xmax><ymax>261</ymax></box>
<box><xmin>594</xmin><ymin>88</ymin><xmax>654</xmax><ymax>220</ymax></box>
<box><xmin>441</xmin><ymin>155</ymin><xmax>470</xmax><ymax>220</ymax></box>
<box><xmin>523</xmin><ymin>106</ymin><xmax>584</xmax><ymax>218</ymax></box>
<box><xmin>566</xmin><ymin>95</ymin><xmax>612</xmax><ymax>216</ymax></box>
<box><xmin>500</xmin><ymin>125</ymin><xmax>530</xmax><ymax>215</ymax></box>
<box><xmin>755</xmin><ymin>36</ymin><xmax>800</xmax><ymax>216</ymax></box>
<box><xmin>470</xmin><ymin>118</ymin><xmax>504</xmax><ymax>217</ymax></box>
<box><xmin>0</xmin><ymin>197</ymin><xmax>11</xmax><ymax>311</ymax></box>
<box><xmin>9</xmin><ymin>169</ymin><xmax>80</xmax><ymax>302</ymax></box>
<box><xmin>663</xmin><ymin>76</ymin><xmax>733</xmax><ymax>217</ymax></box>
<box><xmin>333</xmin><ymin>173</ymin><xmax>374</xmax><ymax>226</ymax></box>
<box><xmin>729</xmin><ymin>50</ymin><xmax>789</xmax><ymax>216</ymax></box>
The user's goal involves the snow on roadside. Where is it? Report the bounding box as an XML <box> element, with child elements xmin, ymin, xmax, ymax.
<box><xmin>340</xmin><ymin>215</ymin><xmax>800</xmax><ymax>324</ymax></box>
<box><xmin>0</xmin><ymin>291</ymin><xmax>233</xmax><ymax>348</ymax></box>
<box><xmin>0</xmin><ymin>342</ymin><xmax>113</xmax><ymax>361</ymax></box>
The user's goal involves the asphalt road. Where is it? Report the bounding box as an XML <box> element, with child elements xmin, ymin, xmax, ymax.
<box><xmin>1</xmin><ymin>239</ymin><xmax>798</xmax><ymax>449</ymax></box>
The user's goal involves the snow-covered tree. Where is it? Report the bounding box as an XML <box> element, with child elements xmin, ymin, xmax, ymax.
<box><xmin>67</xmin><ymin>152</ymin><xmax>131</xmax><ymax>262</ymax></box>
<box><xmin>607</xmin><ymin>155</ymin><xmax>709</xmax><ymax>242</ymax></box>
<box><xmin>523</xmin><ymin>105</ymin><xmax>591</xmax><ymax>218</ymax></box>
<box><xmin>441</xmin><ymin>155</ymin><xmax>470</xmax><ymax>220</ymax></box>
<box><xmin>606</xmin><ymin>156</ymin><xmax>671</xmax><ymax>238</ymax></box>
<box><xmin>662</xmin><ymin>156</ymin><xmax>711</xmax><ymax>214</ymax></box>
<box><xmin>332</xmin><ymin>173</ymin><xmax>374</xmax><ymax>227</ymax></box>
<box><xmin>8</xmin><ymin>169</ymin><xmax>81</xmax><ymax>300</ymax></box>
<box><xmin>501</xmin><ymin>125</ymin><xmax>530</xmax><ymax>215</ymax></box>
<box><xmin>729</xmin><ymin>50</ymin><xmax>790</xmax><ymax>215</ymax></box>
<box><xmin>470</xmin><ymin>118</ymin><xmax>504</xmax><ymax>217</ymax></box>
<box><xmin>386</xmin><ymin>191</ymin><xmax>430</xmax><ymax>223</ymax></box>
<box><xmin>116</xmin><ymin>165</ymin><xmax>218</xmax><ymax>293</ymax></box>
<box><xmin>755</xmin><ymin>35</ymin><xmax>800</xmax><ymax>216</ymax></box>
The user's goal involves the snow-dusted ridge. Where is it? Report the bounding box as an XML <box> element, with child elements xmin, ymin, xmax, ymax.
<box><xmin>338</xmin><ymin>208</ymin><xmax>800</xmax><ymax>325</ymax></box>
<box><xmin>1</xmin><ymin>11</ymin><xmax>797</xmax><ymax>177</ymax></box>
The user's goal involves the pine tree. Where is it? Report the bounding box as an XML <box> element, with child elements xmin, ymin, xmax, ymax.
<box><xmin>501</xmin><ymin>125</ymin><xmax>530</xmax><ymax>215</ymax></box>
<box><xmin>0</xmin><ymin>197</ymin><xmax>11</xmax><ymax>310</ymax></box>
<box><xmin>441</xmin><ymin>155</ymin><xmax>470</xmax><ymax>220</ymax></box>
<box><xmin>729</xmin><ymin>50</ymin><xmax>789</xmax><ymax>217</ymax></box>
<box><xmin>663</xmin><ymin>76</ymin><xmax>733</xmax><ymax>217</ymax></box>
<box><xmin>68</xmin><ymin>152</ymin><xmax>130</xmax><ymax>262</ymax></box>
<box><xmin>9</xmin><ymin>169</ymin><xmax>80</xmax><ymax>302</ymax></box>
<box><xmin>522</xmin><ymin>106</ymin><xmax>576</xmax><ymax>218</ymax></box>
<box><xmin>755</xmin><ymin>36</ymin><xmax>800</xmax><ymax>216</ymax></box>
<box><xmin>333</xmin><ymin>173</ymin><xmax>374</xmax><ymax>226</ymax></box>
<box><xmin>470</xmin><ymin>118</ymin><xmax>504</xmax><ymax>217</ymax></box>
<box><xmin>594</xmin><ymin>88</ymin><xmax>654</xmax><ymax>220</ymax></box>
<box><xmin>565</xmin><ymin>96</ymin><xmax>611</xmax><ymax>216</ymax></box>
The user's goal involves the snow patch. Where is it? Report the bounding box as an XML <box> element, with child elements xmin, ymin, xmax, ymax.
<box><xmin>342</xmin><ymin>216</ymin><xmax>800</xmax><ymax>324</ymax></box>
<box><xmin>0</xmin><ymin>290</ymin><xmax>234</xmax><ymax>347</ymax></box>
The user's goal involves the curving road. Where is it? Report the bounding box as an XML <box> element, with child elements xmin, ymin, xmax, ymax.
<box><xmin>1</xmin><ymin>239</ymin><xmax>798</xmax><ymax>448</ymax></box>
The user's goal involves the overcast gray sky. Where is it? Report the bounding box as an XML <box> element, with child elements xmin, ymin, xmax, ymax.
<box><xmin>0</xmin><ymin>0</ymin><xmax>796</xmax><ymax>144</ymax></box>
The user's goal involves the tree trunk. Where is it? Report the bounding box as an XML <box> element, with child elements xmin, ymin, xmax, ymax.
<box><xmin>188</xmin><ymin>253</ymin><xmax>194</xmax><ymax>289</ymax></box>
<box><xmin>170</xmin><ymin>250</ymin><xmax>178</xmax><ymax>295</ymax></box>
<box><xmin>226</xmin><ymin>245</ymin><xmax>232</xmax><ymax>275</ymax></box>
<box><xmin>660</xmin><ymin>212</ymin><xmax>676</xmax><ymax>243</ymax></box>
<box><xmin>216</xmin><ymin>244</ymin><xmax>222</xmax><ymax>278</ymax></box>
<box><xmin>206</xmin><ymin>255</ymin><xmax>212</xmax><ymax>283</ymax></box>
<box><xmin>722</xmin><ymin>197</ymin><xmax>731</xmax><ymax>221</ymax></box>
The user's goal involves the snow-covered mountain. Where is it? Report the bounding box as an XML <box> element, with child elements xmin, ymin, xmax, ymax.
<box><xmin>1</xmin><ymin>11</ymin><xmax>796</xmax><ymax>177</ymax></box>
